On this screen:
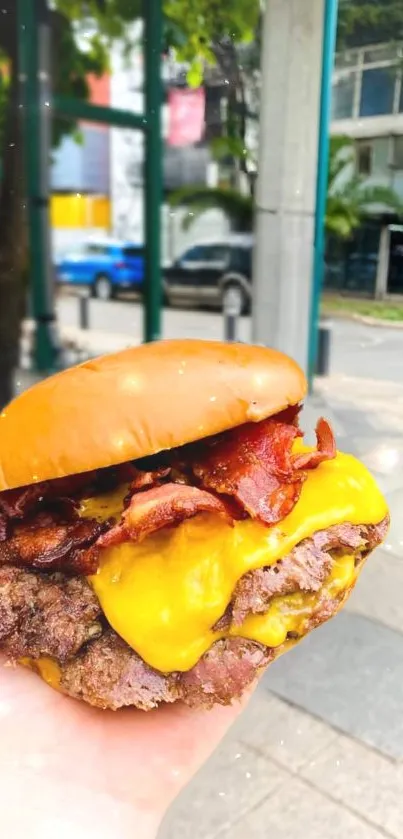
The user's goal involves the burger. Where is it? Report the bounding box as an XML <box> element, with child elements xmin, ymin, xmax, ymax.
<box><xmin>0</xmin><ymin>339</ymin><xmax>388</xmax><ymax>710</ymax></box>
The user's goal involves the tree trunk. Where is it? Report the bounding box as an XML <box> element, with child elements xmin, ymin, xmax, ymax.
<box><xmin>0</xmin><ymin>27</ymin><xmax>27</xmax><ymax>409</ymax></box>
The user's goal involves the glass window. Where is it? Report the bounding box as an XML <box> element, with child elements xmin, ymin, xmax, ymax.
<box><xmin>231</xmin><ymin>246</ymin><xmax>252</xmax><ymax>275</ymax></box>
<box><xmin>123</xmin><ymin>246</ymin><xmax>144</xmax><ymax>258</ymax></box>
<box><xmin>179</xmin><ymin>245</ymin><xmax>227</xmax><ymax>263</ymax></box>
<box><xmin>356</xmin><ymin>143</ymin><xmax>373</xmax><ymax>176</ymax></box>
<box><xmin>334</xmin><ymin>51</ymin><xmax>358</xmax><ymax>71</ymax></box>
<box><xmin>332</xmin><ymin>73</ymin><xmax>356</xmax><ymax>120</ymax></box>
<box><xmin>372</xmin><ymin>137</ymin><xmax>391</xmax><ymax>173</ymax></box>
<box><xmin>86</xmin><ymin>244</ymin><xmax>109</xmax><ymax>256</ymax></box>
<box><xmin>180</xmin><ymin>246</ymin><xmax>207</xmax><ymax>262</ymax></box>
<box><xmin>204</xmin><ymin>245</ymin><xmax>229</xmax><ymax>263</ymax></box>
<box><xmin>394</xmin><ymin>137</ymin><xmax>403</xmax><ymax>171</ymax></box>
<box><xmin>359</xmin><ymin>67</ymin><xmax>396</xmax><ymax>117</ymax></box>
<box><xmin>363</xmin><ymin>45</ymin><xmax>397</xmax><ymax>65</ymax></box>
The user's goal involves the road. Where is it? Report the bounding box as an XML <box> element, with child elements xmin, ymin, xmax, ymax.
<box><xmin>56</xmin><ymin>294</ymin><xmax>403</xmax><ymax>383</ymax></box>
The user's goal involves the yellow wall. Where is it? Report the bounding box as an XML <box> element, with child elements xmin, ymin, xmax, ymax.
<box><xmin>51</xmin><ymin>194</ymin><xmax>111</xmax><ymax>229</ymax></box>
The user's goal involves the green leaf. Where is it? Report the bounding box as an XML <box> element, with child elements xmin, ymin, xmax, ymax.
<box><xmin>169</xmin><ymin>185</ymin><xmax>254</xmax><ymax>232</ymax></box>
<box><xmin>326</xmin><ymin>132</ymin><xmax>403</xmax><ymax>239</ymax></box>
<box><xmin>210</xmin><ymin>135</ymin><xmax>250</xmax><ymax>162</ymax></box>
<box><xmin>187</xmin><ymin>59</ymin><xmax>204</xmax><ymax>88</ymax></box>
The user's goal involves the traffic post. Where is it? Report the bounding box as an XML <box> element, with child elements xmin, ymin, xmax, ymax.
<box><xmin>78</xmin><ymin>289</ymin><xmax>90</xmax><ymax>331</ymax></box>
<box><xmin>315</xmin><ymin>319</ymin><xmax>332</xmax><ymax>376</ymax></box>
<box><xmin>223</xmin><ymin>286</ymin><xmax>242</xmax><ymax>342</ymax></box>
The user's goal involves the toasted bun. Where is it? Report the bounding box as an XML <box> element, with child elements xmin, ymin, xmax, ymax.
<box><xmin>0</xmin><ymin>339</ymin><xmax>306</xmax><ymax>491</ymax></box>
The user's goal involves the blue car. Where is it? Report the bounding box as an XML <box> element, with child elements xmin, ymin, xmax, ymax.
<box><xmin>55</xmin><ymin>239</ymin><xmax>144</xmax><ymax>300</ymax></box>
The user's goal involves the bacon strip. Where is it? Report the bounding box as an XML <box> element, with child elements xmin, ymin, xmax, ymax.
<box><xmin>98</xmin><ymin>483</ymin><xmax>232</xmax><ymax>548</ymax></box>
<box><xmin>188</xmin><ymin>416</ymin><xmax>336</xmax><ymax>526</ymax></box>
<box><xmin>292</xmin><ymin>418</ymin><xmax>336</xmax><ymax>470</ymax></box>
<box><xmin>0</xmin><ymin>485</ymin><xmax>47</xmax><ymax>520</ymax></box>
<box><xmin>128</xmin><ymin>467</ymin><xmax>171</xmax><ymax>493</ymax></box>
<box><xmin>0</xmin><ymin>467</ymin><xmax>138</xmax><ymax>524</ymax></box>
<box><xmin>0</xmin><ymin>515</ymin><xmax>104</xmax><ymax>574</ymax></box>
<box><xmin>188</xmin><ymin>417</ymin><xmax>301</xmax><ymax>525</ymax></box>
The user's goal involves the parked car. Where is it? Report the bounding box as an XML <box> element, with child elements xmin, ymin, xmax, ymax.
<box><xmin>55</xmin><ymin>239</ymin><xmax>144</xmax><ymax>300</ymax></box>
<box><xmin>163</xmin><ymin>235</ymin><xmax>254</xmax><ymax>314</ymax></box>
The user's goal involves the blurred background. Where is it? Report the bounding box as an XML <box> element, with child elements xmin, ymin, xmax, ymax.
<box><xmin>1</xmin><ymin>1</ymin><xmax>403</xmax><ymax>837</ymax></box>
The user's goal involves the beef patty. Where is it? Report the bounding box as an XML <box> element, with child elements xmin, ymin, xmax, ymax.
<box><xmin>0</xmin><ymin>518</ymin><xmax>388</xmax><ymax>710</ymax></box>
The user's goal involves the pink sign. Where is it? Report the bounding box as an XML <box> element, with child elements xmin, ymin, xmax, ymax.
<box><xmin>168</xmin><ymin>88</ymin><xmax>206</xmax><ymax>147</ymax></box>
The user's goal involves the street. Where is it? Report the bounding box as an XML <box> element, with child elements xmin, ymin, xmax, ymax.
<box><xmin>56</xmin><ymin>294</ymin><xmax>403</xmax><ymax>383</ymax></box>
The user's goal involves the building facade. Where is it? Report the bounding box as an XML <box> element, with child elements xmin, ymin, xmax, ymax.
<box><xmin>330</xmin><ymin>41</ymin><xmax>403</xmax><ymax>296</ymax></box>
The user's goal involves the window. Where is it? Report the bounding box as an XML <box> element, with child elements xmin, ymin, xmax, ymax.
<box><xmin>394</xmin><ymin>137</ymin><xmax>403</xmax><ymax>171</ymax></box>
<box><xmin>230</xmin><ymin>246</ymin><xmax>252</xmax><ymax>275</ymax></box>
<box><xmin>332</xmin><ymin>73</ymin><xmax>356</xmax><ymax>120</ymax></box>
<box><xmin>123</xmin><ymin>246</ymin><xmax>144</xmax><ymax>258</ymax></box>
<box><xmin>334</xmin><ymin>51</ymin><xmax>358</xmax><ymax>71</ymax></box>
<box><xmin>356</xmin><ymin>143</ymin><xmax>373</xmax><ymax>176</ymax></box>
<box><xmin>204</xmin><ymin>245</ymin><xmax>229</xmax><ymax>263</ymax></box>
<box><xmin>86</xmin><ymin>244</ymin><xmax>109</xmax><ymax>256</ymax></box>
<box><xmin>180</xmin><ymin>246</ymin><xmax>207</xmax><ymax>262</ymax></box>
<box><xmin>359</xmin><ymin>67</ymin><xmax>396</xmax><ymax>117</ymax></box>
<box><xmin>180</xmin><ymin>245</ymin><xmax>227</xmax><ymax>263</ymax></box>
<box><xmin>363</xmin><ymin>45</ymin><xmax>397</xmax><ymax>65</ymax></box>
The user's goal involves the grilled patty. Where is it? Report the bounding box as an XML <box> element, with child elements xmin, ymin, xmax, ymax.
<box><xmin>0</xmin><ymin>519</ymin><xmax>388</xmax><ymax>710</ymax></box>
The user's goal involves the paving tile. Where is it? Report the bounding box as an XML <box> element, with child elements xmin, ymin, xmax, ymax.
<box><xmin>264</xmin><ymin>611</ymin><xmax>403</xmax><ymax>760</ymax></box>
<box><xmin>346</xmin><ymin>548</ymin><xmax>403</xmax><ymax>634</ymax></box>
<box><xmin>159</xmin><ymin>734</ymin><xmax>288</xmax><ymax>839</ymax></box>
<box><xmin>301</xmin><ymin>734</ymin><xmax>403</xmax><ymax>839</ymax></box>
<box><xmin>234</xmin><ymin>690</ymin><xmax>336</xmax><ymax>772</ymax></box>
<box><xmin>222</xmin><ymin>776</ymin><xmax>384</xmax><ymax>839</ymax></box>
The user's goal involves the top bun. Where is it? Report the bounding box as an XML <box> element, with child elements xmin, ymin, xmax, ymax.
<box><xmin>0</xmin><ymin>340</ymin><xmax>306</xmax><ymax>491</ymax></box>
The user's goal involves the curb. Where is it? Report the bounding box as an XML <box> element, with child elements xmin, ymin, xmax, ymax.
<box><xmin>322</xmin><ymin>309</ymin><xmax>403</xmax><ymax>329</ymax></box>
<box><xmin>21</xmin><ymin>320</ymin><xmax>139</xmax><ymax>361</ymax></box>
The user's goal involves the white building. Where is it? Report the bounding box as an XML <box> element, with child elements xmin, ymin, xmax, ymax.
<box><xmin>330</xmin><ymin>41</ymin><xmax>403</xmax><ymax>296</ymax></box>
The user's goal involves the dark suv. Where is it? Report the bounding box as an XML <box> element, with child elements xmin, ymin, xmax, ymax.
<box><xmin>163</xmin><ymin>235</ymin><xmax>253</xmax><ymax>313</ymax></box>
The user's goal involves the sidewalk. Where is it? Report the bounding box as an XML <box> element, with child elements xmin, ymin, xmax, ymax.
<box><xmin>17</xmin><ymin>329</ymin><xmax>403</xmax><ymax>839</ymax></box>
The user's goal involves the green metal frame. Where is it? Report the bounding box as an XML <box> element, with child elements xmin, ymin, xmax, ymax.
<box><xmin>53</xmin><ymin>96</ymin><xmax>148</xmax><ymax>131</ymax></box>
<box><xmin>308</xmin><ymin>0</ymin><xmax>339</xmax><ymax>387</ymax></box>
<box><xmin>18</xmin><ymin>0</ymin><xmax>163</xmax><ymax>371</ymax></box>
<box><xmin>143</xmin><ymin>0</ymin><xmax>163</xmax><ymax>342</ymax></box>
<box><xmin>18</xmin><ymin>0</ymin><xmax>60</xmax><ymax>371</ymax></box>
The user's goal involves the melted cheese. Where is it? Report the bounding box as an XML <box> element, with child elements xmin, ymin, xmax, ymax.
<box><xmin>79</xmin><ymin>484</ymin><xmax>129</xmax><ymax>522</ymax></box>
<box><xmin>20</xmin><ymin>656</ymin><xmax>62</xmax><ymax>690</ymax></box>
<box><xmin>84</xmin><ymin>451</ymin><xmax>387</xmax><ymax>673</ymax></box>
<box><xmin>238</xmin><ymin>553</ymin><xmax>356</xmax><ymax>648</ymax></box>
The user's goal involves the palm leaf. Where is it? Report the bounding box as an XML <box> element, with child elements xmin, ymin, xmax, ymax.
<box><xmin>355</xmin><ymin>185</ymin><xmax>403</xmax><ymax>214</ymax></box>
<box><xmin>328</xmin><ymin>135</ymin><xmax>354</xmax><ymax>189</ymax></box>
<box><xmin>326</xmin><ymin>134</ymin><xmax>403</xmax><ymax>238</ymax></box>
<box><xmin>169</xmin><ymin>186</ymin><xmax>254</xmax><ymax>232</ymax></box>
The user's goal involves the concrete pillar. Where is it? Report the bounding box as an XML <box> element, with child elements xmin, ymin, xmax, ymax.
<box><xmin>252</xmin><ymin>0</ymin><xmax>324</xmax><ymax>373</ymax></box>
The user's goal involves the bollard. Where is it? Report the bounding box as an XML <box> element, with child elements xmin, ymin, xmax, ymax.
<box><xmin>315</xmin><ymin>319</ymin><xmax>332</xmax><ymax>376</ymax></box>
<box><xmin>225</xmin><ymin>313</ymin><xmax>237</xmax><ymax>342</ymax></box>
<box><xmin>78</xmin><ymin>289</ymin><xmax>90</xmax><ymax>330</ymax></box>
<box><xmin>223</xmin><ymin>287</ymin><xmax>242</xmax><ymax>342</ymax></box>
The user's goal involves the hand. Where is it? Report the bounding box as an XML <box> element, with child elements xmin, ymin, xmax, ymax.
<box><xmin>0</xmin><ymin>657</ymin><xmax>251</xmax><ymax>839</ymax></box>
